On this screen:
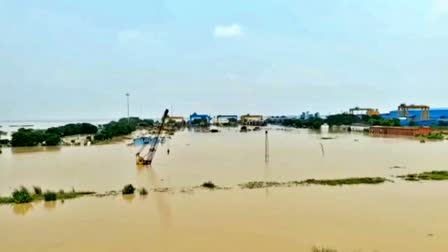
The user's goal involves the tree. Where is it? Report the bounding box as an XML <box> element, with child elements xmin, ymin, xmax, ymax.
<box><xmin>45</xmin><ymin>133</ymin><xmax>61</xmax><ymax>146</ymax></box>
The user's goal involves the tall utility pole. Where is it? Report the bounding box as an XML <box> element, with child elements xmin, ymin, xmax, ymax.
<box><xmin>265</xmin><ymin>130</ymin><xmax>269</xmax><ymax>163</ymax></box>
<box><xmin>125</xmin><ymin>93</ymin><xmax>130</xmax><ymax>124</ymax></box>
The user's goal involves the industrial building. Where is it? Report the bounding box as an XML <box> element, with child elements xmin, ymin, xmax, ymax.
<box><xmin>215</xmin><ymin>115</ymin><xmax>238</xmax><ymax>126</ymax></box>
<box><xmin>240</xmin><ymin>114</ymin><xmax>264</xmax><ymax>125</ymax></box>
<box><xmin>189</xmin><ymin>113</ymin><xmax>212</xmax><ymax>125</ymax></box>
<box><xmin>381</xmin><ymin>104</ymin><xmax>448</xmax><ymax>126</ymax></box>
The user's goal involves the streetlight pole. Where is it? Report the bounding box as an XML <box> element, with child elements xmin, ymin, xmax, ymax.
<box><xmin>125</xmin><ymin>93</ymin><xmax>130</xmax><ymax>124</ymax></box>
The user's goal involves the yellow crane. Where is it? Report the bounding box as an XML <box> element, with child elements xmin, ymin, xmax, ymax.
<box><xmin>136</xmin><ymin>109</ymin><xmax>169</xmax><ymax>166</ymax></box>
<box><xmin>397</xmin><ymin>103</ymin><xmax>430</xmax><ymax>121</ymax></box>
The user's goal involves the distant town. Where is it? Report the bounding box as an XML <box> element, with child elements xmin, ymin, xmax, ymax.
<box><xmin>1</xmin><ymin>102</ymin><xmax>447</xmax><ymax>149</ymax></box>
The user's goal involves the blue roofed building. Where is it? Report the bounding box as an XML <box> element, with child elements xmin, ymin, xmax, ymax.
<box><xmin>381</xmin><ymin>108</ymin><xmax>448</xmax><ymax>126</ymax></box>
<box><xmin>189</xmin><ymin>113</ymin><xmax>212</xmax><ymax>126</ymax></box>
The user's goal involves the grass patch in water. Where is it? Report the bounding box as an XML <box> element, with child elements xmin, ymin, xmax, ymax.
<box><xmin>0</xmin><ymin>187</ymin><xmax>95</xmax><ymax>205</ymax></box>
<box><xmin>302</xmin><ymin>177</ymin><xmax>387</xmax><ymax>186</ymax></box>
<box><xmin>239</xmin><ymin>177</ymin><xmax>387</xmax><ymax>189</ymax></box>
<box><xmin>239</xmin><ymin>181</ymin><xmax>282</xmax><ymax>189</ymax></box>
<box><xmin>312</xmin><ymin>247</ymin><xmax>337</xmax><ymax>252</ymax></box>
<box><xmin>398</xmin><ymin>170</ymin><xmax>448</xmax><ymax>181</ymax></box>
<box><xmin>0</xmin><ymin>196</ymin><xmax>14</xmax><ymax>204</ymax></box>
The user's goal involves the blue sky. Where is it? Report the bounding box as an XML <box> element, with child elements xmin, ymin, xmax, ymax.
<box><xmin>1</xmin><ymin>0</ymin><xmax>448</xmax><ymax>120</ymax></box>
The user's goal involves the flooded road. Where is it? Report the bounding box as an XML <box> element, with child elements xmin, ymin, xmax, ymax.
<box><xmin>1</xmin><ymin>128</ymin><xmax>448</xmax><ymax>251</ymax></box>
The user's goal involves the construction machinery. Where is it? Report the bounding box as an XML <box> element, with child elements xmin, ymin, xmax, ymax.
<box><xmin>349</xmin><ymin>107</ymin><xmax>380</xmax><ymax>116</ymax></box>
<box><xmin>136</xmin><ymin>109</ymin><xmax>169</xmax><ymax>166</ymax></box>
<box><xmin>397</xmin><ymin>103</ymin><xmax>430</xmax><ymax>121</ymax></box>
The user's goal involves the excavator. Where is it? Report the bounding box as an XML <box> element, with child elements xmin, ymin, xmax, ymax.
<box><xmin>136</xmin><ymin>109</ymin><xmax>169</xmax><ymax>166</ymax></box>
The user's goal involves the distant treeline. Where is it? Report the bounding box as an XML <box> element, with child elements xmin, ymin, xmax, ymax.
<box><xmin>47</xmin><ymin>123</ymin><xmax>98</xmax><ymax>136</ymax></box>
<box><xmin>10</xmin><ymin>118</ymin><xmax>155</xmax><ymax>147</ymax></box>
<box><xmin>11</xmin><ymin>128</ymin><xmax>63</xmax><ymax>147</ymax></box>
<box><xmin>93</xmin><ymin>117</ymin><xmax>154</xmax><ymax>141</ymax></box>
<box><xmin>11</xmin><ymin>123</ymin><xmax>98</xmax><ymax>147</ymax></box>
<box><xmin>268</xmin><ymin>113</ymin><xmax>400</xmax><ymax>129</ymax></box>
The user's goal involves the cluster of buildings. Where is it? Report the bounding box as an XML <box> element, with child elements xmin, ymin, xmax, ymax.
<box><xmin>167</xmin><ymin>113</ymin><xmax>265</xmax><ymax>127</ymax></box>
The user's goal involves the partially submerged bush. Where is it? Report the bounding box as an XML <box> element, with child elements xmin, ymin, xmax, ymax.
<box><xmin>44</xmin><ymin>191</ymin><xmax>57</xmax><ymax>201</ymax></box>
<box><xmin>33</xmin><ymin>186</ymin><xmax>42</xmax><ymax>195</ymax></box>
<box><xmin>122</xmin><ymin>184</ymin><xmax>135</xmax><ymax>195</ymax></box>
<box><xmin>139</xmin><ymin>187</ymin><xmax>148</xmax><ymax>195</ymax></box>
<box><xmin>12</xmin><ymin>187</ymin><xmax>33</xmax><ymax>204</ymax></box>
<box><xmin>201</xmin><ymin>181</ymin><xmax>216</xmax><ymax>189</ymax></box>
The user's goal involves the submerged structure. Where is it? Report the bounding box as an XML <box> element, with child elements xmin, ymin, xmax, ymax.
<box><xmin>215</xmin><ymin>115</ymin><xmax>238</xmax><ymax>126</ymax></box>
<box><xmin>189</xmin><ymin>113</ymin><xmax>212</xmax><ymax>126</ymax></box>
<box><xmin>370</xmin><ymin>126</ymin><xmax>432</xmax><ymax>136</ymax></box>
<box><xmin>240</xmin><ymin>114</ymin><xmax>264</xmax><ymax>125</ymax></box>
<box><xmin>136</xmin><ymin>109</ymin><xmax>169</xmax><ymax>166</ymax></box>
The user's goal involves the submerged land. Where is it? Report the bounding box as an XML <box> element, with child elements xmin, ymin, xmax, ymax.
<box><xmin>2</xmin><ymin>127</ymin><xmax>448</xmax><ymax>252</ymax></box>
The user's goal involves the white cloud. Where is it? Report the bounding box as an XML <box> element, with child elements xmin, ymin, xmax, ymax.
<box><xmin>432</xmin><ymin>0</ymin><xmax>448</xmax><ymax>17</ymax></box>
<box><xmin>214</xmin><ymin>24</ymin><xmax>243</xmax><ymax>38</ymax></box>
<box><xmin>117</xmin><ymin>29</ymin><xmax>142</xmax><ymax>44</ymax></box>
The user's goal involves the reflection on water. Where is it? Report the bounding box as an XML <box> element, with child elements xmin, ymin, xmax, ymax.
<box><xmin>11</xmin><ymin>146</ymin><xmax>62</xmax><ymax>154</ymax></box>
<box><xmin>12</xmin><ymin>203</ymin><xmax>33</xmax><ymax>215</ymax></box>
<box><xmin>44</xmin><ymin>201</ymin><xmax>57</xmax><ymax>210</ymax></box>
<box><xmin>146</xmin><ymin>168</ymin><xmax>172</xmax><ymax>226</ymax></box>
<box><xmin>121</xmin><ymin>194</ymin><xmax>135</xmax><ymax>203</ymax></box>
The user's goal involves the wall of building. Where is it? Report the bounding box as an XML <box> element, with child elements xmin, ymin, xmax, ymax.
<box><xmin>370</xmin><ymin>126</ymin><xmax>432</xmax><ymax>136</ymax></box>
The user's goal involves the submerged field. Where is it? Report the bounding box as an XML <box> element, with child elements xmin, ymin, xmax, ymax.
<box><xmin>1</xmin><ymin>128</ymin><xmax>448</xmax><ymax>251</ymax></box>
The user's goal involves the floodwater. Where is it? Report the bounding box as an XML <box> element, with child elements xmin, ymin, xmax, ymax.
<box><xmin>1</xmin><ymin>128</ymin><xmax>448</xmax><ymax>251</ymax></box>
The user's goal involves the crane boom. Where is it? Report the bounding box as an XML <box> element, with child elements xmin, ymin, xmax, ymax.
<box><xmin>136</xmin><ymin>109</ymin><xmax>169</xmax><ymax>165</ymax></box>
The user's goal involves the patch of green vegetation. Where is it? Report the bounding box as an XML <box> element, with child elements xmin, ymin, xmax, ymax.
<box><xmin>302</xmin><ymin>177</ymin><xmax>387</xmax><ymax>186</ymax></box>
<box><xmin>0</xmin><ymin>196</ymin><xmax>14</xmax><ymax>204</ymax></box>
<box><xmin>43</xmin><ymin>191</ymin><xmax>57</xmax><ymax>201</ymax></box>
<box><xmin>398</xmin><ymin>170</ymin><xmax>448</xmax><ymax>181</ymax></box>
<box><xmin>425</xmin><ymin>133</ymin><xmax>444</xmax><ymax>140</ymax></box>
<box><xmin>122</xmin><ymin>184</ymin><xmax>135</xmax><ymax>195</ymax></box>
<box><xmin>94</xmin><ymin>118</ymin><xmax>153</xmax><ymax>141</ymax></box>
<box><xmin>0</xmin><ymin>186</ymin><xmax>95</xmax><ymax>205</ymax></box>
<box><xmin>11</xmin><ymin>129</ymin><xmax>61</xmax><ymax>147</ymax></box>
<box><xmin>239</xmin><ymin>177</ymin><xmax>388</xmax><ymax>189</ymax></box>
<box><xmin>312</xmin><ymin>247</ymin><xmax>338</xmax><ymax>252</ymax></box>
<box><xmin>12</xmin><ymin>187</ymin><xmax>33</xmax><ymax>203</ymax></box>
<box><xmin>56</xmin><ymin>190</ymin><xmax>94</xmax><ymax>200</ymax></box>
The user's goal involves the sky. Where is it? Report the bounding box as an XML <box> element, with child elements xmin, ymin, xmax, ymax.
<box><xmin>1</xmin><ymin>0</ymin><xmax>448</xmax><ymax>120</ymax></box>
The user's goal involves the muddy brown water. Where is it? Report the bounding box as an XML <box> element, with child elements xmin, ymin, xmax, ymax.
<box><xmin>1</xmin><ymin>128</ymin><xmax>448</xmax><ymax>251</ymax></box>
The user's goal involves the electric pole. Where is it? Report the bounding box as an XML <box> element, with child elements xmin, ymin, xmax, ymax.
<box><xmin>265</xmin><ymin>130</ymin><xmax>269</xmax><ymax>163</ymax></box>
<box><xmin>125</xmin><ymin>93</ymin><xmax>130</xmax><ymax>124</ymax></box>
